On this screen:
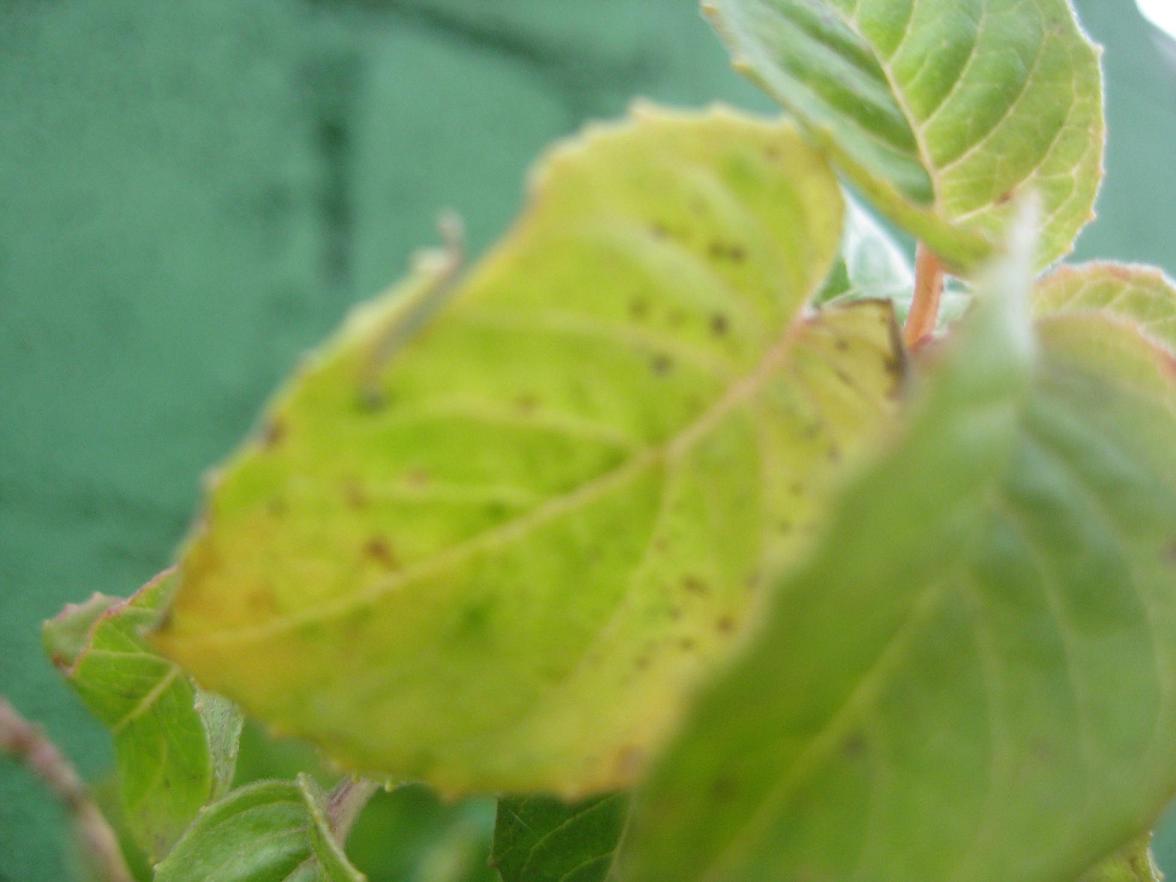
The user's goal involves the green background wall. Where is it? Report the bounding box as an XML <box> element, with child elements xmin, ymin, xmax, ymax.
<box><xmin>2</xmin><ymin>1</ymin><xmax>1174</xmax><ymax>878</ymax></box>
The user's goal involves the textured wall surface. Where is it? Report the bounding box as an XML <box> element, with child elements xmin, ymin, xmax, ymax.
<box><xmin>2</xmin><ymin>1</ymin><xmax>1174</xmax><ymax>879</ymax></box>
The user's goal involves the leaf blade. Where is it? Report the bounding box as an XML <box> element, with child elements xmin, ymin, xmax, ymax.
<box><xmin>622</xmin><ymin>239</ymin><xmax>1176</xmax><ymax>882</ymax></box>
<box><xmin>153</xmin><ymin>106</ymin><xmax>906</xmax><ymax>795</ymax></box>
<box><xmin>709</xmin><ymin>0</ymin><xmax>1104</xmax><ymax>270</ymax></box>
<box><xmin>44</xmin><ymin>571</ymin><xmax>242</xmax><ymax>860</ymax></box>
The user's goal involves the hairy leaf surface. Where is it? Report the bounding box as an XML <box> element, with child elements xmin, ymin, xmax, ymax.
<box><xmin>492</xmin><ymin>793</ymin><xmax>628</xmax><ymax>882</ymax></box>
<box><xmin>153</xmin><ymin>777</ymin><xmax>365</xmax><ymax>882</ymax></box>
<box><xmin>621</xmin><ymin>244</ymin><xmax>1176</xmax><ymax>881</ymax></box>
<box><xmin>708</xmin><ymin>0</ymin><xmax>1104</xmax><ymax>269</ymax></box>
<box><xmin>44</xmin><ymin>571</ymin><xmax>242</xmax><ymax>860</ymax></box>
<box><xmin>154</xmin><ymin>106</ymin><xmax>907</xmax><ymax>795</ymax></box>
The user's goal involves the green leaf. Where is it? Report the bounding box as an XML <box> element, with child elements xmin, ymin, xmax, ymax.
<box><xmin>707</xmin><ymin>0</ymin><xmax>1104</xmax><ymax>270</ymax></box>
<box><xmin>1079</xmin><ymin>837</ymin><xmax>1162</xmax><ymax>882</ymax></box>
<box><xmin>44</xmin><ymin>571</ymin><xmax>243</xmax><ymax>860</ymax></box>
<box><xmin>153</xmin><ymin>776</ymin><xmax>365</xmax><ymax>882</ymax></box>
<box><xmin>621</xmin><ymin>239</ymin><xmax>1176</xmax><ymax>880</ymax></box>
<box><xmin>153</xmin><ymin>106</ymin><xmax>907</xmax><ymax>795</ymax></box>
<box><xmin>492</xmin><ymin>794</ymin><xmax>627</xmax><ymax>882</ymax></box>
<box><xmin>1035</xmin><ymin>263</ymin><xmax>1176</xmax><ymax>350</ymax></box>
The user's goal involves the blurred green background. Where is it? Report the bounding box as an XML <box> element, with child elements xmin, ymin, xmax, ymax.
<box><xmin>2</xmin><ymin>1</ymin><xmax>1174</xmax><ymax>879</ymax></box>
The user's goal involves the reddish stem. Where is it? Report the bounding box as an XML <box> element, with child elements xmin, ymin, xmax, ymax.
<box><xmin>904</xmin><ymin>244</ymin><xmax>945</xmax><ymax>349</ymax></box>
<box><xmin>0</xmin><ymin>697</ymin><xmax>133</xmax><ymax>882</ymax></box>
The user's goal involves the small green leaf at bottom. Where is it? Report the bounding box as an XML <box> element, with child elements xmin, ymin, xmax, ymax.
<box><xmin>154</xmin><ymin>776</ymin><xmax>366</xmax><ymax>882</ymax></box>
<box><xmin>44</xmin><ymin>571</ymin><xmax>242</xmax><ymax>860</ymax></box>
<box><xmin>492</xmin><ymin>794</ymin><xmax>628</xmax><ymax>882</ymax></box>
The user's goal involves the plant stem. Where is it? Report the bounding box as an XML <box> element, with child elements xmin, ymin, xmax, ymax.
<box><xmin>325</xmin><ymin>776</ymin><xmax>380</xmax><ymax>844</ymax></box>
<box><xmin>0</xmin><ymin>697</ymin><xmax>133</xmax><ymax>882</ymax></box>
<box><xmin>904</xmin><ymin>244</ymin><xmax>945</xmax><ymax>349</ymax></box>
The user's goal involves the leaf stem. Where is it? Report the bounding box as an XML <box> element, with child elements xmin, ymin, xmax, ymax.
<box><xmin>904</xmin><ymin>244</ymin><xmax>945</xmax><ymax>349</ymax></box>
<box><xmin>0</xmin><ymin>697</ymin><xmax>133</xmax><ymax>882</ymax></box>
<box><xmin>325</xmin><ymin>776</ymin><xmax>380</xmax><ymax>844</ymax></box>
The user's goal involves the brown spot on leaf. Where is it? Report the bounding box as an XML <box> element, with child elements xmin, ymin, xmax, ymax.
<box><xmin>363</xmin><ymin>537</ymin><xmax>399</xmax><ymax>569</ymax></box>
<box><xmin>514</xmin><ymin>393</ymin><xmax>538</xmax><ymax>413</ymax></box>
<box><xmin>834</xmin><ymin>337</ymin><xmax>849</xmax><ymax>352</ymax></box>
<box><xmin>679</xmin><ymin>637</ymin><xmax>697</xmax><ymax>652</ymax></box>
<box><xmin>827</xmin><ymin>444</ymin><xmax>841</xmax><ymax>463</ymax></box>
<box><xmin>650</xmin><ymin>222</ymin><xmax>669</xmax><ymax>240</ymax></box>
<box><xmin>651</xmin><ymin>353</ymin><xmax>674</xmax><ymax>375</ymax></box>
<box><xmin>342</xmin><ymin>481</ymin><xmax>368</xmax><ymax>510</ymax></box>
<box><xmin>710</xmin><ymin>312</ymin><xmax>729</xmax><ymax>336</ymax></box>
<box><xmin>682</xmin><ymin>575</ymin><xmax>708</xmax><ymax>595</ymax></box>
<box><xmin>842</xmin><ymin>731</ymin><xmax>866</xmax><ymax>757</ymax></box>
<box><xmin>630</xmin><ymin>297</ymin><xmax>649</xmax><ymax>320</ymax></box>
<box><xmin>711</xmin><ymin>776</ymin><xmax>736</xmax><ymax>799</ymax></box>
<box><xmin>716</xmin><ymin>615</ymin><xmax>736</xmax><ymax>634</ymax></box>
<box><xmin>614</xmin><ymin>746</ymin><xmax>645</xmax><ymax>778</ymax></box>
<box><xmin>405</xmin><ymin>468</ymin><xmax>431</xmax><ymax>487</ymax></box>
<box><xmin>266</xmin><ymin>497</ymin><xmax>287</xmax><ymax>517</ymax></box>
<box><xmin>261</xmin><ymin>419</ymin><xmax>285</xmax><ymax>449</ymax></box>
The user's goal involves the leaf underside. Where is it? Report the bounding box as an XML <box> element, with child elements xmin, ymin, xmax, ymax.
<box><xmin>153</xmin><ymin>777</ymin><xmax>366</xmax><ymax>882</ymax></box>
<box><xmin>621</xmin><ymin>262</ymin><xmax>1176</xmax><ymax>882</ymax></box>
<box><xmin>708</xmin><ymin>0</ymin><xmax>1104</xmax><ymax>270</ymax></box>
<box><xmin>153</xmin><ymin>106</ymin><xmax>907</xmax><ymax>795</ymax></box>
<box><xmin>44</xmin><ymin>571</ymin><xmax>241</xmax><ymax>860</ymax></box>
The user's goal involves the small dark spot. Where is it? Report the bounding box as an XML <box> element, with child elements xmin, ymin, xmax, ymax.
<box><xmin>651</xmin><ymin>353</ymin><xmax>674</xmax><ymax>375</ymax></box>
<box><xmin>668</xmin><ymin>606</ymin><xmax>683</xmax><ymax>621</ymax></box>
<box><xmin>363</xmin><ymin>537</ymin><xmax>399</xmax><ymax>569</ymax></box>
<box><xmin>789</xmin><ymin>482</ymin><xmax>804</xmax><ymax>496</ymax></box>
<box><xmin>630</xmin><ymin>297</ymin><xmax>650</xmax><ymax>320</ymax></box>
<box><xmin>342</xmin><ymin>481</ymin><xmax>368</xmax><ymax>510</ymax></box>
<box><xmin>803</xmin><ymin>423</ymin><xmax>822</xmax><ymax>439</ymax></box>
<box><xmin>710</xmin><ymin>312</ymin><xmax>730</xmax><ymax>336</ymax></box>
<box><xmin>405</xmin><ymin>468</ymin><xmax>431</xmax><ymax>487</ymax></box>
<box><xmin>834</xmin><ymin>368</ymin><xmax>853</xmax><ymax>385</ymax></box>
<box><xmin>716</xmin><ymin>615</ymin><xmax>736</xmax><ymax>634</ymax></box>
<box><xmin>679</xmin><ymin>637</ymin><xmax>697</xmax><ymax>652</ymax></box>
<box><xmin>711</xmin><ymin>776</ymin><xmax>737</xmax><ymax>799</ymax></box>
<box><xmin>764</xmin><ymin>144</ymin><xmax>782</xmax><ymax>161</ymax></box>
<box><xmin>650</xmin><ymin>222</ymin><xmax>669</xmax><ymax>239</ymax></box>
<box><xmin>266</xmin><ymin>497</ymin><xmax>287</xmax><ymax>516</ymax></box>
<box><xmin>827</xmin><ymin>444</ymin><xmax>841</xmax><ymax>463</ymax></box>
<box><xmin>653</xmin><ymin>537</ymin><xmax>669</xmax><ymax>553</ymax></box>
<box><xmin>635</xmin><ymin>654</ymin><xmax>652</xmax><ymax>670</ymax></box>
<box><xmin>727</xmin><ymin>244</ymin><xmax>746</xmax><ymax>263</ymax></box>
<box><xmin>834</xmin><ymin>337</ymin><xmax>849</xmax><ymax>352</ymax></box>
<box><xmin>614</xmin><ymin>746</ymin><xmax>644</xmax><ymax>777</ymax></box>
<box><xmin>682</xmin><ymin>575</ymin><xmax>708</xmax><ymax>595</ymax></box>
<box><xmin>514</xmin><ymin>393</ymin><xmax>539</xmax><ymax>413</ymax></box>
<box><xmin>883</xmin><ymin>355</ymin><xmax>904</xmax><ymax>378</ymax></box>
<box><xmin>778</xmin><ymin>519</ymin><xmax>793</xmax><ymax>534</ymax></box>
<box><xmin>842</xmin><ymin>731</ymin><xmax>866</xmax><ymax>757</ymax></box>
<box><xmin>358</xmin><ymin>388</ymin><xmax>387</xmax><ymax>412</ymax></box>
<box><xmin>261</xmin><ymin>419</ymin><xmax>285</xmax><ymax>449</ymax></box>
<box><xmin>996</xmin><ymin>189</ymin><xmax>1015</xmax><ymax>206</ymax></box>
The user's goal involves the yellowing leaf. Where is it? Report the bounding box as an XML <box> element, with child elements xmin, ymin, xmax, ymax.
<box><xmin>620</xmin><ymin>234</ymin><xmax>1176</xmax><ymax>881</ymax></box>
<box><xmin>153</xmin><ymin>106</ymin><xmax>906</xmax><ymax>796</ymax></box>
<box><xmin>153</xmin><ymin>776</ymin><xmax>365</xmax><ymax>882</ymax></box>
<box><xmin>708</xmin><ymin>0</ymin><xmax>1104</xmax><ymax>270</ymax></box>
<box><xmin>44</xmin><ymin>571</ymin><xmax>243</xmax><ymax>860</ymax></box>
